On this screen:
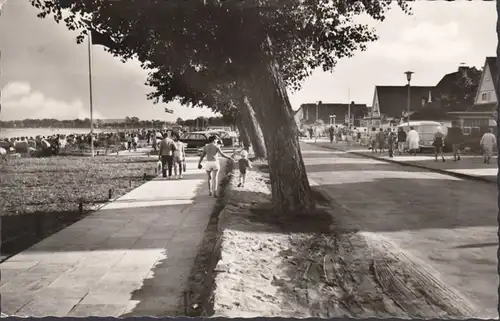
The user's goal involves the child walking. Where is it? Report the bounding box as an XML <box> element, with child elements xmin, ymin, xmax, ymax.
<box><xmin>238</xmin><ymin>150</ymin><xmax>252</xmax><ymax>187</ymax></box>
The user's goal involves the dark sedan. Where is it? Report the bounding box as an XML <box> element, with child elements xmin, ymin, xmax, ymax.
<box><xmin>180</xmin><ymin>132</ymin><xmax>222</xmax><ymax>152</ymax></box>
<box><xmin>208</xmin><ymin>131</ymin><xmax>236</xmax><ymax>147</ymax></box>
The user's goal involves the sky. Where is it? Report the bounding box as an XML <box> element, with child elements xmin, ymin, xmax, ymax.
<box><xmin>0</xmin><ymin>1</ymin><xmax>496</xmax><ymax>122</ymax></box>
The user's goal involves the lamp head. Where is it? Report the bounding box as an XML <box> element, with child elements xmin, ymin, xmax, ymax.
<box><xmin>404</xmin><ymin>71</ymin><xmax>414</xmax><ymax>82</ymax></box>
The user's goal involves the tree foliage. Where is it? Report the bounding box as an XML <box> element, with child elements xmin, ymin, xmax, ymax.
<box><xmin>29</xmin><ymin>0</ymin><xmax>412</xmax><ymax>214</ymax></box>
<box><xmin>29</xmin><ymin>0</ymin><xmax>411</xmax><ymax>107</ymax></box>
<box><xmin>436</xmin><ymin>67</ymin><xmax>482</xmax><ymax>112</ymax></box>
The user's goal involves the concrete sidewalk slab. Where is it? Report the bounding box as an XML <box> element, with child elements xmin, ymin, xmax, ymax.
<box><xmin>0</xmin><ymin>156</ymin><xmax>226</xmax><ymax>317</ymax></box>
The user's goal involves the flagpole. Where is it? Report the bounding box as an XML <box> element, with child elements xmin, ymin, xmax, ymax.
<box><xmin>347</xmin><ymin>88</ymin><xmax>351</xmax><ymax>128</ymax></box>
<box><xmin>87</xmin><ymin>32</ymin><xmax>95</xmax><ymax>157</ymax></box>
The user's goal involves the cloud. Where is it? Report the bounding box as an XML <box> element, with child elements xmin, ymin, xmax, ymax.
<box><xmin>2</xmin><ymin>81</ymin><xmax>31</xmax><ymax>100</ymax></box>
<box><xmin>368</xmin><ymin>22</ymin><xmax>471</xmax><ymax>63</ymax></box>
<box><xmin>1</xmin><ymin>81</ymin><xmax>103</xmax><ymax>120</ymax></box>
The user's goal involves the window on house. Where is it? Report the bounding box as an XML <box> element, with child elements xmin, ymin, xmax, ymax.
<box><xmin>481</xmin><ymin>92</ymin><xmax>491</xmax><ymax>102</ymax></box>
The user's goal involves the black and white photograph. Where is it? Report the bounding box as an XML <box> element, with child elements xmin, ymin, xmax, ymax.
<box><xmin>0</xmin><ymin>0</ymin><xmax>498</xmax><ymax>319</ymax></box>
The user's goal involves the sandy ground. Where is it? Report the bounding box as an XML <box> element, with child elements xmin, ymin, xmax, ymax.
<box><xmin>211</xmin><ymin>163</ymin><xmax>480</xmax><ymax>318</ymax></box>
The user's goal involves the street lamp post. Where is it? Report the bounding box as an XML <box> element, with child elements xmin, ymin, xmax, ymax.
<box><xmin>348</xmin><ymin>101</ymin><xmax>355</xmax><ymax>128</ymax></box>
<box><xmin>404</xmin><ymin>71</ymin><xmax>414</xmax><ymax>131</ymax></box>
<box><xmin>316</xmin><ymin>101</ymin><xmax>322</xmax><ymax>122</ymax></box>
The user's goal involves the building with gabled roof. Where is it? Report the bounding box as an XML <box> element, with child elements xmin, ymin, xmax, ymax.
<box><xmin>410</xmin><ymin>65</ymin><xmax>481</xmax><ymax>121</ymax></box>
<box><xmin>368</xmin><ymin>85</ymin><xmax>435</xmax><ymax>126</ymax></box>
<box><xmin>448</xmin><ymin>57</ymin><xmax>498</xmax><ymax>135</ymax></box>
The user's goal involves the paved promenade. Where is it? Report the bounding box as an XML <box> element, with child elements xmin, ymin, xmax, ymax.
<box><xmin>301</xmin><ymin>142</ymin><xmax>497</xmax><ymax>318</ymax></box>
<box><xmin>0</xmin><ymin>155</ymin><xmax>226</xmax><ymax>317</ymax></box>
<box><xmin>305</xmin><ymin>138</ymin><xmax>497</xmax><ymax>182</ymax></box>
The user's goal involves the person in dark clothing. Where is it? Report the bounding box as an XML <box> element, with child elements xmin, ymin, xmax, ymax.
<box><xmin>387</xmin><ymin>129</ymin><xmax>395</xmax><ymax>158</ymax></box>
<box><xmin>159</xmin><ymin>132</ymin><xmax>177</xmax><ymax>179</ymax></box>
<box><xmin>328</xmin><ymin>126</ymin><xmax>335</xmax><ymax>143</ymax></box>
<box><xmin>448</xmin><ymin>124</ymin><xmax>463</xmax><ymax>161</ymax></box>
<box><xmin>397</xmin><ymin>128</ymin><xmax>407</xmax><ymax>155</ymax></box>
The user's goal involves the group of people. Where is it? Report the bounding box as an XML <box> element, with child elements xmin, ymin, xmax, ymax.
<box><xmin>157</xmin><ymin>132</ymin><xmax>188</xmax><ymax>180</ymax></box>
<box><xmin>156</xmin><ymin>132</ymin><xmax>252</xmax><ymax>197</ymax></box>
<box><xmin>0</xmin><ymin>135</ymin><xmax>65</xmax><ymax>156</ymax></box>
<box><xmin>0</xmin><ymin>130</ymin><xmax>151</xmax><ymax>157</ymax></box>
<box><xmin>327</xmin><ymin>126</ymin><xmax>362</xmax><ymax>145</ymax></box>
<box><xmin>368</xmin><ymin>126</ymin><xmax>459</xmax><ymax>161</ymax></box>
<box><xmin>363</xmin><ymin>124</ymin><xmax>497</xmax><ymax>164</ymax></box>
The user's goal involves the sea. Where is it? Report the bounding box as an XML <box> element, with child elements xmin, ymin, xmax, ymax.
<box><xmin>0</xmin><ymin>128</ymin><xmax>116</xmax><ymax>139</ymax></box>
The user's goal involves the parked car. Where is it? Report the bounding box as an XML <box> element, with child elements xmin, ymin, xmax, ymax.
<box><xmin>397</xmin><ymin>121</ymin><xmax>447</xmax><ymax>152</ymax></box>
<box><xmin>180</xmin><ymin>132</ymin><xmax>222</xmax><ymax>152</ymax></box>
<box><xmin>208</xmin><ymin>131</ymin><xmax>237</xmax><ymax>147</ymax></box>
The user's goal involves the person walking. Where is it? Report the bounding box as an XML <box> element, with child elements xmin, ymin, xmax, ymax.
<box><xmin>377</xmin><ymin>128</ymin><xmax>386</xmax><ymax>153</ymax></box>
<box><xmin>480</xmin><ymin>128</ymin><xmax>497</xmax><ymax>164</ymax></box>
<box><xmin>198</xmin><ymin>135</ymin><xmax>234</xmax><ymax>197</ymax></box>
<box><xmin>126</xmin><ymin>134</ymin><xmax>132</xmax><ymax>151</ymax></box>
<box><xmin>397</xmin><ymin>127</ymin><xmax>407</xmax><ymax>155</ymax></box>
<box><xmin>387</xmin><ymin>128</ymin><xmax>395</xmax><ymax>158</ymax></box>
<box><xmin>370</xmin><ymin>127</ymin><xmax>378</xmax><ymax>153</ymax></box>
<box><xmin>133</xmin><ymin>134</ymin><xmax>139</xmax><ymax>151</ymax></box>
<box><xmin>328</xmin><ymin>126</ymin><xmax>335</xmax><ymax>143</ymax></box>
<box><xmin>173</xmin><ymin>134</ymin><xmax>186</xmax><ymax>179</ymax></box>
<box><xmin>433</xmin><ymin>126</ymin><xmax>445</xmax><ymax>162</ymax></box>
<box><xmin>159</xmin><ymin>132</ymin><xmax>176</xmax><ymax>179</ymax></box>
<box><xmin>406</xmin><ymin>126</ymin><xmax>419</xmax><ymax>156</ymax></box>
<box><xmin>448</xmin><ymin>123</ymin><xmax>463</xmax><ymax>161</ymax></box>
<box><xmin>237</xmin><ymin>150</ymin><xmax>252</xmax><ymax>187</ymax></box>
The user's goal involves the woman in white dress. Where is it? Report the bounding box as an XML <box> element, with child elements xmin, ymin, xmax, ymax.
<box><xmin>406</xmin><ymin>126</ymin><xmax>420</xmax><ymax>156</ymax></box>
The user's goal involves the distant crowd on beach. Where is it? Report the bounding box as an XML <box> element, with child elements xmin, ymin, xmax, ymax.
<box><xmin>0</xmin><ymin>128</ymin><xmax>192</xmax><ymax>157</ymax></box>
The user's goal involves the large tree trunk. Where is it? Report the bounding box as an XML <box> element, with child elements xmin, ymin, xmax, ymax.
<box><xmin>236</xmin><ymin>118</ymin><xmax>251</xmax><ymax>150</ymax></box>
<box><xmin>241</xmin><ymin>39</ymin><xmax>314</xmax><ymax>215</ymax></box>
<box><xmin>236</xmin><ymin>97</ymin><xmax>267</xmax><ymax>159</ymax></box>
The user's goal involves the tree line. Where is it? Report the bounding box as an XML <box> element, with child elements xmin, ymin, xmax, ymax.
<box><xmin>0</xmin><ymin>115</ymin><xmax>232</xmax><ymax>129</ymax></box>
<box><xmin>31</xmin><ymin>0</ymin><xmax>411</xmax><ymax>215</ymax></box>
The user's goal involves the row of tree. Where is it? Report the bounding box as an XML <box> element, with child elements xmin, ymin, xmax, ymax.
<box><xmin>0</xmin><ymin>115</ymin><xmax>233</xmax><ymax>130</ymax></box>
<box><xmin>0</xmin><ymin>118</ymin><xmax>94</xmax><ymax>128</ymax></box>
<box><xmin>30</xmin><ymin>0</ymin><xmax>410</xmax><ymax>215</ymax></box>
